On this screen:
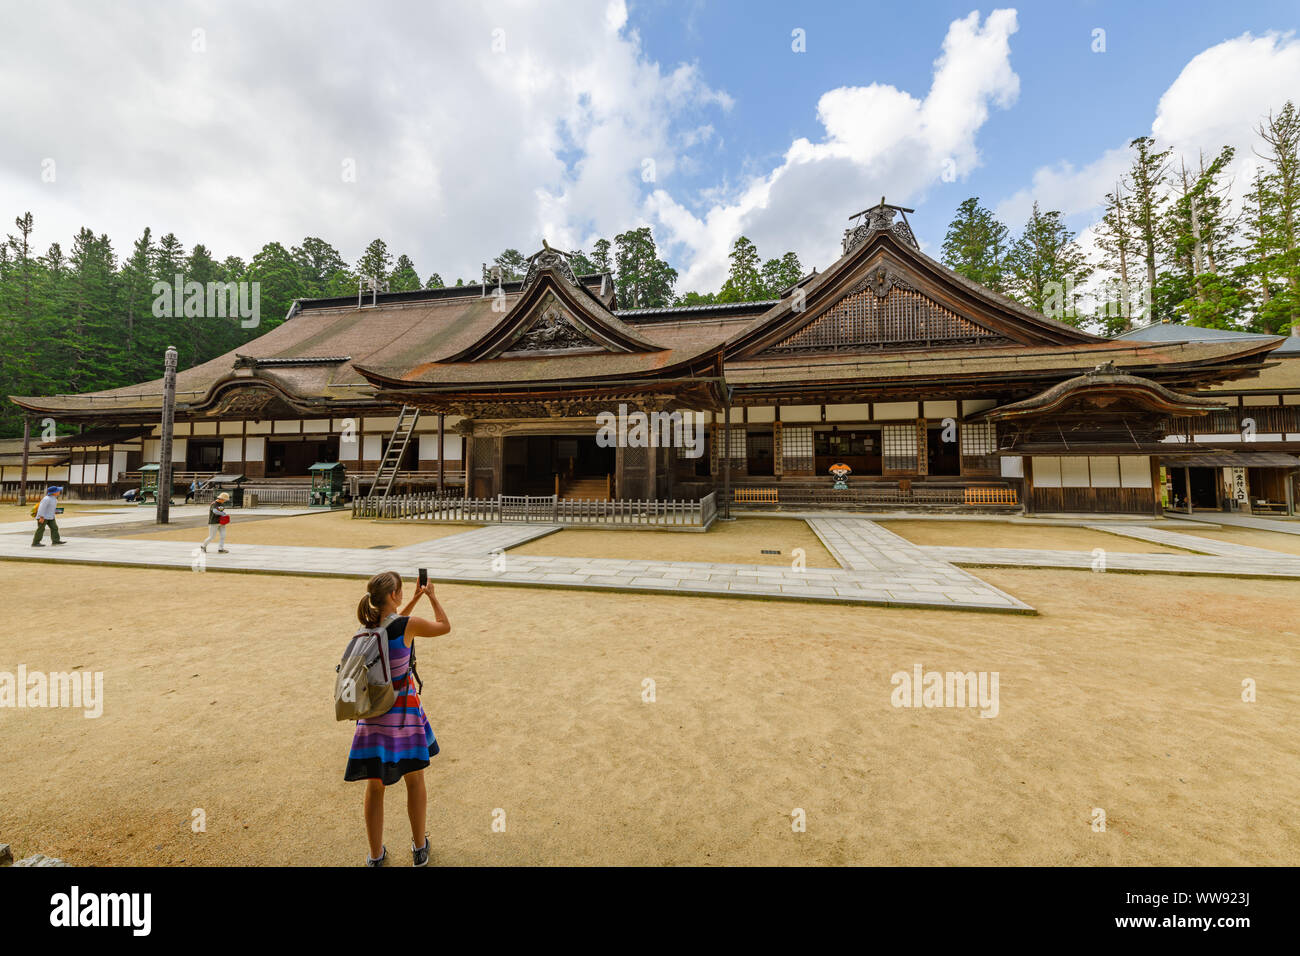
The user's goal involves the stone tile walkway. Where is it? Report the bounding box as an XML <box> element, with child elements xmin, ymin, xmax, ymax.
<box><xmin>388</xmin><ymin>524</ymin><xmax>561</xmax><ymax>556</ymax></box>
<box><xmin>1169</xmin><ymin>512</ymin><xmax>1300</xmax><ymax>535</ymax></box>
<box><xmin>924</xmin><ymin>544</ymin><xmax>1300</xmax><ymax>578</ymax></box>
<box><xmin>1084</xmin><ymin>523</ymin><xmax>1289</xmax><ymax>559</ymax></box>
<box><xmin>0</xmin><ymin>513</ymin><xmax>1034</xmax><ymax>614</ymax></box>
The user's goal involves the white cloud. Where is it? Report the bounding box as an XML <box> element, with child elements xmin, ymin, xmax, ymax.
<box><xmin>650</xmin><ymin>8</ymin><xmax>1022</xmax><ymax>291</ymax></box>
<box><xmin>999</xmin><ymin>31</ymin><xmax>1300</xmax><ymax>244</ymax></box>
<box><xmin>0</xmin><ymin>0</ymin><xmax>729</xmax><ymax>283</ymax></box>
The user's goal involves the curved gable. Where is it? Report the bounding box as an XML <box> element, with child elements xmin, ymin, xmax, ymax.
<box><xmin>728</xmin><ymin>219</ymin><xmax>1100</xmax><ymax>360</ymax></box>
<box><xmin>446</xmin><ymin>263</ymin><xmax>662</xmax><ymax>362</ymax></box>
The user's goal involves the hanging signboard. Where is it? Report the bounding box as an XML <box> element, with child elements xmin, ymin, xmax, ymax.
<box><xmin>1231</xmin><ymin>467</ymin><xmax>1248</xmax><ymax>503</ymax></box>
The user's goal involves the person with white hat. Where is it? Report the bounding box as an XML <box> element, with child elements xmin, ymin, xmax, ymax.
<box><xmin>32</xmin><ymin>485</ymin><xmax>67</xmax><ymax>547</ymax></box>
<box><xmin>201</xmin><ymin>491</ymin><xmax>232</xmax><ymax>553</ymax></box>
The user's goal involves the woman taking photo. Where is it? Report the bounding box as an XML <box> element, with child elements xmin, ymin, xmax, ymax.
<box><xmin>344</xmin><ymin>571</ymin><xmax>451</xmax><ymax>867</ymax></box>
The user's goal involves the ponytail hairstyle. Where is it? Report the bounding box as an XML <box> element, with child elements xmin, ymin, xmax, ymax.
<box><xmin>358</xmin><ymin>570</ymin><xmax>402</xmax><ymax>627</ymax></box>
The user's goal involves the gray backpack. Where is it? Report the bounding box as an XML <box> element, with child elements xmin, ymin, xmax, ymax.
<box><xmin>334</xmin><ymin>625</ymin><xmax>395</xmax><ymax>721</ymax></box>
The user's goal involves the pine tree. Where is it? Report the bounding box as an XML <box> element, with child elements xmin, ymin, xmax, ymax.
<box><xmin>293</xmin><ymin>237</ymin><xmax>347</xmax><ymax>298</ymax></box>
<box><xmin>248</xmin><ymin>241</ymin><xmax>305</xmax><ymax>334</ymax></box>
<box><xmin>613</xmin><ymin>227</ymin><xmax>676</xmax><ymax>308</ymax></box>
<box><xmin>62</xmin><ymin>228</ymin><xmax>119</xmax><ymax>394</ymax></box>
<box><xmin>1123</xmin><ymin>136</ymin><xmax>1173</xmax><ymax>322</ymax></box>
<box><xmin>941</xmin><ymin>198</ymin><xmax>1010</xmax><ymax>293</ymax></box>
<box><xmin>1249</xmin><ymin>101</ymin><xmax>1300</xmax><ymax>335</ymax></box>
<box><xmin>591</xmin><ymin>239</ymin><xmax>612</xmax><ymax>275</ymax></box>
<box><xmin>717</xmin><ymin>236</ymin><xmax>762</xmax><ymax>302</ymax></box>
<box><xmin>1005</xmin><ymin>203</ymin><xmax>1092</xmax><ymax>322</ymax></box>
<box><xmin>1163</xmin><ymin>148</ymin><xmax>1245</xmax><ymax>328</ymax></box>
<box><xmin>1093</xmin><ymin>184</ymin><xmax>1142</xmax><ymax>333</ymax></box>
<box><xmin>118</xmin><ymin>228</ymin><xmax>156</xmax><ymax>380</ymax></box>
<box><xmin>491</xmin><ymin>249</ymin><xmax>526</xmax><ymax>282</ymax></box>
<box><xmin>761</xmin><ymin>251</ymin><xmax>804</xmax><ymax>298</ymax></box>
<box><xmin>355</xmin><ymin>239</ymin><xmax>393</xmax><ymax>286</ymax></box>
<box><xmin>389</xmin><ymin>254</ymin><xmax>421</xmax><ymax>292</ymax></box>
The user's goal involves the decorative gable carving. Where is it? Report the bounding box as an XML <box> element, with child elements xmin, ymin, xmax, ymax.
<box><xmin>497</xmin><ymin>293</ymin><xmax>606</xmax><ymax>355</ymax></box>
<box><xmin>761</xmin><ymin>276</ymin><xmax>1009</xmax><ymax>355</ymax></box>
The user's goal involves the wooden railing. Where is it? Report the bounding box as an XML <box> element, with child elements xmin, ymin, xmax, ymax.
<box><xmin>728</xmin><ymin>482</ymin><xmax>1019</xmax><ymax>508</ymax></box>
<box><xmin>963</xmin><ymin>486</ymin><xmax>1018</xmax><ymax>505</ymax></box>
<box><xmin>242</xmin><ymin>485</ymin><xmax>313</xmax><ymax>506</ymax></box>
<box><xmin>353</xmin><ymin>491</ymin><xmax>717</xmax><ymax>528</ymax></box>
<box><xmin>346</xmin><ymin>470</ymin><xmax>466</xmax><ymax>497</ymax></box>
<box><xmin>119</xmin><ymin>470</ymin><xmax>219</xmax><ymax>486</ymax></box>
<box><xmin>1171</xmin><ymin>406</ymin><xmax>1300</xmax><ymax>437</ymax></box>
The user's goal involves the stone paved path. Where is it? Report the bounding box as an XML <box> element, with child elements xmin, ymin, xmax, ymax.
<box><xmin>924</xmin><ymin>544</ymin><xmax>1300</xmax><ymax>578</ymax></box>
<box><xmin>388</xmin><ymin>524</ymin><xmax>561</xmax><ymax>556</ymax></box>
<box><xmin>0</xmin><ymin>513</ymin><xmax>1034</xmax><ymax>614</ymax></box>
<box><xmin>1084</xmin><ymin>523</ymin><xmax>1290</xmax><ymax>559</ymax></box>
<box><xmin>1169</xmin><ymin>512</ymin><xmax>1300</xmax><ymax>535</ymax></box>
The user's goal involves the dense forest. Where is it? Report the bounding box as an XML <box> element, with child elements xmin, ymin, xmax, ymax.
<box><xmin>1</xmin><ymin>101</ymin><xmax>1296</xmax><ymax>439</ymax></box>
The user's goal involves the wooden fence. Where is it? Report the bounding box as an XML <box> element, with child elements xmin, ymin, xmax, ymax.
<box><xmin>242</xmin><ymin>485</ymin><xmax>313</xmax><ymax>506</ymax></box>
<box><xmin>731</xmin><ymin>484</ymin><xmax>1017</xmax><ymax>508</ymax></box>
<box><xmin>353</xmin><ymin>492</ymin><xmax>717</xmax><ymax>529</ymax></box>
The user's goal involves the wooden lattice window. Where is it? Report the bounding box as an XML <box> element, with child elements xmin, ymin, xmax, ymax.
<box><xmin>881</xmin><ymin>424</ymin><xmax>918</xmax><ymax>474</ymax></box>
<box><xmin>781</xmin><ymin>426</ymin><xmax>814</xmax><ymax>474</ymax></box>
<box><xmin>960</xmin><ymin>421</ymin><xmax>997</xmax><ymax>455</ymax></box>
<box><xmin>960</xmin><ymin>420</ymin><xmax>999</xmax><ymax>476</ymax></box>
<box><xmin>727</xmin><ymin>426</ymin><xmax>747</xmax><ymax>459</ymax></box>
<box><xmin>767</xmin><ymin>285</ymin><xmax>1003</xmax><ymax>353</ymax></box>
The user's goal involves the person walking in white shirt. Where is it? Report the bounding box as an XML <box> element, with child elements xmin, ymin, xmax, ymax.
<box><xmin>32</xmin><ymin>486</ymin><xmax>67</xmax><ymax>547</ymax></box>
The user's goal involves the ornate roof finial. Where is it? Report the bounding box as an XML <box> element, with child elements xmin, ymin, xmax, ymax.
<box><xmin>522</xmin><ymin>241</ymin><xmax>577</xmax><ymax>289</ymax></box>
<box><xmin>843</xmin><ymin>197</ymin><xmax>919</xmax><ymax>254</ymax></box>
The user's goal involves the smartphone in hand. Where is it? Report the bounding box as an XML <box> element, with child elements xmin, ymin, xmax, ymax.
<box><xmin>418</xmin><ymin>568</ymin><xmax>427</xmax><ymax>587</ymax></box>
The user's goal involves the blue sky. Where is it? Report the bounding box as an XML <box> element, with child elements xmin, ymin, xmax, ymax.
<box><xmin>629</xmin><ymin>0</ymin><xmax>1300</xmax><ymax>247</ymax></box>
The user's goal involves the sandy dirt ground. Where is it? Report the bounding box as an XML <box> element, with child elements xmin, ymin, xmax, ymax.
<box><xmin>122</xmin><ymin>510</ymin><xmax>481</xmax><ymax>549</ymax></box>
<box><xmin>1162</xmin><ymin>523</ymin><xmax>1300</xmax><ymax>556</ymax></box>
<box><xmin>881</xmin><ymin>520</ymin><xmax>1183</xmax><ymax>554</ymax></box>
<box><xmin>0</xmin><ymin>502</ymin><xmax>117</xmax><ymax>520</ymax></box>
<box><xmin>0</xmin><ymin>559</ymin><xmax>1294</xmax><ymax>867</ymax></box>
<box><xmin>510</xmin><ymin>518</ymin><xmax>839</xmax><ymax>568</ymax></box>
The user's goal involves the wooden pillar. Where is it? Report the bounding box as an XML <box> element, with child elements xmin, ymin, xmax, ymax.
<box><xmin>437</xmin><ymin>413</ymin><xmax>445</xmax><ymax>495</ymax></box>
<box><xmin>1151</xmin><ymin>458</ymin><xmax>1163</xmax><ymax>517</ymax></box>
<box><xmin>157</xmin><ymin>346</ymin><xmax>178</xmax><ymax>523</ymax></box>
<box><xmin>722</xmin><ymin>400</ymin><xmax>732</xmax><ymax>519</ymax></box>
<box><xmin>1183</xmin><ymin>467</ymin><xmax>1192</xmax><ymax>515</ymax></box>
<box><xmin>773</xmin><ymin>418</ymin><xmax>783</xmax><ymax>478</ymax></box>
<box><xmin>18</xmin><ymin>416</ymin><xmax>31</xmax><ymax>507</ymax></box>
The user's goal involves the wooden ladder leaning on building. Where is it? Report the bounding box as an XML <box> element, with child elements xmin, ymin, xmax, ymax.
<box><xmin>368</xmin><ymin>405</ymin><xmax>421</xmax><ymax>500</ymax></box>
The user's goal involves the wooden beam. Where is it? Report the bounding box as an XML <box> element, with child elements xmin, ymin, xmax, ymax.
<box><xmin>158</xmin><ymin>347</ymin><xmax>178</xmax><ymax>524</ymax></box>
<box><xmin>18</xmin><ymin>417</ymin><xmax>30</xmax><ymax>507</ymax></box>
<box><xmin>437</xmin><ymin>413</ymin><xmax>445</xmax><ymax>495</ymax></box>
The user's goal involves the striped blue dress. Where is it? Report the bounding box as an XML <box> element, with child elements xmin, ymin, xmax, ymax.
<box><xmin>343</xmin><ymin>616</ymin><xmax>439</xmax><ymax>785</ymax></box>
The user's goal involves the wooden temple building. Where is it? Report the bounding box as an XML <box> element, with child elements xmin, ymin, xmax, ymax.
<box><xmin>7</xmin><ymin>199</ymin><xmax>1299</xmax><ymax>518</ymax></box>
